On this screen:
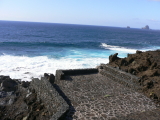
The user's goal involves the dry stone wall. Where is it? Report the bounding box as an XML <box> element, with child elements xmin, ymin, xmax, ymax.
<box><xmin>55</xmin><ymin>68</ymin><xmax>98</xmax><ymax>82</ymax></box>
<box><xmin>99</xmin><ymin>64</ymin><xmax>142</xmax><ymax>91</ymax></box>
<box><xmin>30</xmin><ymin>77</ymin><xmax>69</xmax><ymax>120</ymax></box>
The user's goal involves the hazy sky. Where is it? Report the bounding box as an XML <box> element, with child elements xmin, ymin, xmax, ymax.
<box><xmin>0</xmin><ymin>0</ymin><xmax>160</xmax><ymax>29</ymax></box>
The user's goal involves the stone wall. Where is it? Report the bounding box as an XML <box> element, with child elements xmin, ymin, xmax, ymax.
<box><xmin>29</xmin><ymin>66</ymin><xmax>143</xmax><ymax>119</ymax></box>
<box><xmin>55</xmin><ymin>68</ymin><xmax>98</xmax><ymax>82</ymax></box>
<box><xmin>99</xmin><ymin>64</ymin><xmax>142</xmax><ymax>91</ymax></box>
<box><xmin>55</xmin><ymin>66</ymin><xmax>141</xmax><ymax>91</ymax></box>
<box><xmin>30</xmin><ymin>77</ymin><xmax>69</xmax><ymax>120</ymax></box>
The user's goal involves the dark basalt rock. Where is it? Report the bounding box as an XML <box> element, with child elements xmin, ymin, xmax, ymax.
<box><xmin>49</xmin><ymin>74</ymin><xmax>55</xmax><ymax>84</ymax></box>
<box><xmin>0</xmin><ymin>76</ymin><xmax>52</xmax><ymax>120</ymax></box>
<box><xmin>144</xmin><ymin>80</ymin><xmax>154</xmax><ymax>89</ymax></box>
<box><xmin>127</xmin><ymin>57</ymin><xmax>134</xmax><ymax>64</ymax></box>
<box><xmin>44</xmin><ymin>73</ymin><xmax>55</xmax><ymax>84</ymax></box>
<box><xmin>0</xmin><ymin>76</ymin><xmax>10</xmax><ymax>81</ymax></box>
<box><xmin>108</xmin><ymin>50</ymin><xmax>160</xmax><ymax>102</ymax></box>
<box><xmin>150</xmin><ymin>93</ymin><xmax>158</xmax><ymax>100</ymax></box>
<box><xmin>136</xmin><ymin>50</ymin><xmax>142</xmax><ymax>54</ymax></box>
<box><xmin>136</xmin><ymin>65</ymin><xmax>147</xmax><ymax>72</ymax></box>
<box><xmin>128</xmin><ymin>68</ymin><xmax>135</xmax><ymax>74</ymax></box>
<box><xmin>120</xmin><ymin>59</ymin><xmax>128</xmax><ymax>66</ymax></box>
<box><xmin>24</xmin><ymin>92</ymin><xmax>37</xmax><ymax>105</ymax></box>
<box><xmin>0</xmin><ymin>76</ymin><xmax>18</xmax><ymax>92</ymax></box>
<box><xmin>109</xmin><ymin>53</ymin><xmax>119</xmax><ymax>63</ymax></box>
<box><xmin>150</xmin><ymin>62</ymin><xmax>157</xmax><ymax>70</ymax></box>
<box><xmin>99</xmin><ymin>66</ymin><xmax>103</xmax><ymax>69</ymax></box>
<box><xmin>21</xmin><ymin>81</ymin><xmax>30</xmax><ymax>88</ymax></box>
<box><xmin>44</xmin><ymin>73</ymin><xmax>49</xmax><ymax>78</ymax></box>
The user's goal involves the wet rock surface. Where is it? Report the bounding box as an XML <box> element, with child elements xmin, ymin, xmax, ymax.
<box><xmin>108</xmin><ymin>50</ymin><xmax>160</xmax><ymax>103</ymax></box>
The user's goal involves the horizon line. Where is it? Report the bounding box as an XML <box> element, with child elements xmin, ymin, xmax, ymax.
<box><xmin>1</xmin><ymin>19</ymin><xmax>158</xmax><ymax>30</ymax></box>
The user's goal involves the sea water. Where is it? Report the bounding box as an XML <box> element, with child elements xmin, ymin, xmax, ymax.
<box><xmin>0</xmin><ymin>21</ymin><xmax>160</xmax><ymax>81</ymax></box>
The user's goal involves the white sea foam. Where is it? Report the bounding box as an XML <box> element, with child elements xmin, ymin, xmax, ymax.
<box><xmin>0</xmin><ymin>55</ymin><xmax>108</xmax><ymax>81</ymax></box>
<box><xmin>101</xmin><ymin>43</ymin><xmax>136</xmax><ymax>53</ymax></box>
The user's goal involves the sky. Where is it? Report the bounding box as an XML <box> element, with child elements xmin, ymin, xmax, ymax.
<box><xmin>0</xmin><ymin>0</ymin><xmax>160</xmax><ymax>29</ymax></box>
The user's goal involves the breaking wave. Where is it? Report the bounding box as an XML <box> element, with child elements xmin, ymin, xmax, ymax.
<box><xmin>100</xmin><ymin>43</ymin><xmax>136</xmax><ymax>53</ymax></box>
<box><xmin>0</xmin><ymin>55</ymin><xmax>108</xmax><ymax>81</ymax></box>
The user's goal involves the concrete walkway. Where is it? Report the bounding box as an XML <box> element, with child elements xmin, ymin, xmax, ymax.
<box><xmin>55</xmin><ymin>73</ymin><xmax>160</xmax><ymax>120</ymax></box>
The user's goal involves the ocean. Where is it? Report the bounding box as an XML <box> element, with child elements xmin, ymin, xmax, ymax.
<box><xmin>0</xmin><ymin>21</ymin><xmax>160</xmax><ymax>81</ymax></box>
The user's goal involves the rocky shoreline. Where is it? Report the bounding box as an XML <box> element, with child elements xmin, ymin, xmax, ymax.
<box><xmin>0</xmin><ymin>75</ymin><xmax>51</xmax><ymax>120</ymax></box>
<box><xmin>0</xmin><ymin>50</ymin><xmax>160</xmax><ymax>120</ymax></box>
<box><xmin>108</xmin><ymin>50</ymin><xmax>160</xmax><ymax>103</ymax></box>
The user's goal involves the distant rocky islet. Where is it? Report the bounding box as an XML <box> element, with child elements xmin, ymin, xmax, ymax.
<box><xmin>142</xmin><ymin>25</ymin><xmax>150</xmax><ymax>30</ymax></box>
<box><xmin>126</xmin><ymin>25</ymin><xmax>150</xmax><ymax>29</ymax></box>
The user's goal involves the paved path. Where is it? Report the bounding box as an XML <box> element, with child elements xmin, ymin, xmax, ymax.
<box><xmin>55</xmin><ymin>73</ymin><xmax>160</xmax><ymax>120</ymax></box>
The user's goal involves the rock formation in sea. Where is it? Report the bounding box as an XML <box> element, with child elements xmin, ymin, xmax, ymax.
<box><xmin>127</xmin><ymin>26</ymin><xmax>130</xmax><ymax>28</ymax></box>
<box><xmin>142</xmin><ymin>25</ymin><xmax>150</xmax><ymax>29</ymax></box>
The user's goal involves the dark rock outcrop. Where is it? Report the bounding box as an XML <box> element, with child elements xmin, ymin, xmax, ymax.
<box><xmin>44</xmin><ymin>73</ymin><xmax>55</xmax><ymax>84</ymax></box>
<box><xmin>109</xmin><ymin>53</ymin><xmax>119</xmax><ymax>63</ymax></box>
<box><xmin>108</xmin><ymin>50</ymin><xmax>160</xmax><ymax>102</ymax></box>
<box><xmin>49</xmin><ymin>74</ymin><xmax>55</xmax><ymax>84</ymax></box>
<box><xmin>0</xmin><ymin>76</ymin><xmax>54</xmax><ymax>120</ymax></box>
<box><xmin>0</xmin><ymin>76</ymin><xmax>18</xmax><ymax>92</ymax></box>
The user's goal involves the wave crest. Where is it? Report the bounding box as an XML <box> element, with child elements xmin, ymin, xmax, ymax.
<box><xmin>100</xmin><ymin>43</ymin><xmax>136</xmax><ymax>53</ymax></box>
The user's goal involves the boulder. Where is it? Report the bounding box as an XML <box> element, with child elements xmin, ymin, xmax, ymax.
<box><xmin>1</xmin><ymin>79</ymin><xmax>18</xmax><ymax>92</ymax></box>
<box><xmin>21</xmin><ymin>81</ymin><xmax>30</xmax><ymax>88</ymax></box>
<box><xmin>44</xmin><ymin>73</ymin><xmax>49</xmax><ymax>79</ymax></box>
<box><xmin>0</xmin><ymin>76</ymin><xmax>10</xmax><ymax>84</ymax></box>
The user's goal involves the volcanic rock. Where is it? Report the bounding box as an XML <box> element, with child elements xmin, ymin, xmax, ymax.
<box><xmin>49</xmin><ymin>74</ymin><xmax>55</xmax><ymax>84</ymax></box>
<box><xmin>108</xmin><ymin>50</ymin><xmax>160</xmax><ymax>102</ymax></box>
<box><xmin>44</xmin><ymin>73</ymin><xmax>49</xmax><ymax>78</ymax></box>
<box><xmin>44</xmin><ymin>73</ymin><xmax>55</xmax><ymax>84</ymax></box>
<box><xmin>0</xmin><ymin>76</ymin><xmax>18</xmax><ymax>92</ymax></box>
<box><xmin>109</xmin><ymin>53</ymin><xmax>119</xmax><ymax>63</ymax></box>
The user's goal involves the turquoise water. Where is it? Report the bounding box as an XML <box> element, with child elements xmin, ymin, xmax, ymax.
<box><xmin>0</xmin><ymin>20</ymin><xmax>160</xmax><ymax>81</ymax></box>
